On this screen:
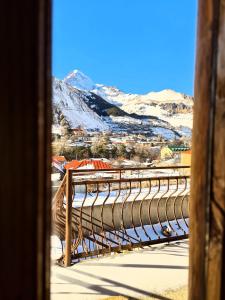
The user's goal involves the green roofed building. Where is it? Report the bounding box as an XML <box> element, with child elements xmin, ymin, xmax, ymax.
<box><xmin>160</xmin><ymin>145</ymin><xmax>191</xmax><ymax>162</ymax></box>
<box><xmin>168</xmin><ymin>145</ymin><xmax>190</xmax><ymax>152</ymax></box>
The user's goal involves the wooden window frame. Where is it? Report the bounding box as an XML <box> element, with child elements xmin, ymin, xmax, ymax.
<box><xmin>189</xmin><ymin>0</ymin><xmax>225</xmax><ymax>299</ymax></box>
<box><xmin>0</xmin><ymin>1</ymin><xmax>51</xmax><ymax>299</ymax></box>
<box><xmin>0</xmin><ymin>0</ymin><xmax>224</xmax><ymax>299</ymax></box>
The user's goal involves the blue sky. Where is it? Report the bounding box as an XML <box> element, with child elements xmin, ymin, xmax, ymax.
<box><xmin>53</xmin><ymin>0</ymin><xmax>197</xmax><ymax>95</ymax></box>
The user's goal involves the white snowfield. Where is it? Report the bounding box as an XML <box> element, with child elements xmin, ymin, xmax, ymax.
<box><xmin>110</xmin><ymin>115</ymin><xmax>148</xmax><ymax>125</ymax></box>
<box><xmin>52</xmin><ymin>77</ymin><xmax>108</xmax><ymax>130</ymax></box>
<box><xmin>122</xmin><ymin>103</ymin><xmax>193</xmax><ymax>132</ymax></box>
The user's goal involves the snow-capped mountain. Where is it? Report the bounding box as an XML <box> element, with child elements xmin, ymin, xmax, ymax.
<box><xmin>52</xmin><ymin>70</ymin><xmax>193</xmax><ymax>140</ymax></box>
<box><xmin>52</xmin><ymin>77</ymin><xmax>108</xmax><ymax>130</ymax></box>
<box><xmin>63</xmin><ymin>70</ymin><xmax>127</xmax><ymax>104</ymax></box>
<box><xmin>120</xmin><ymin>89</ymin><xmax>193</xmax><ymax>131</ymax></box>
<box><xmin>63</xmin><ymin>70</ymin><xmax>193</xmax><ymax>133</ymax></box>
<box><xmin>64</xmin><ymin>70</ymin><xmax>96</xmax><ymax>91</ymax></box>
<box><xmin>64</xmin><ymin>70</ymin><xmax>193</xmax><ymax>104</ymax></box>
<box><xmin>52</xmin><ymin>77</ymin><xmax>153</xmax><ymax>133</ymax></box>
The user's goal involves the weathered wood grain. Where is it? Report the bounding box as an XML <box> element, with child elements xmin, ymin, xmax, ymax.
<box><xmin>189</xmin><ymin>0</ymin><xmax>225</xmax><ymax>299</ymax></box>
<box><xmin>0</xmin><ymin>1</ymin><xmax>51</xmax><ymax>299</ymax></box>
<box><xmin>207</xmin><ymin>0</ymin><xmax>225</xmax><ymax>298</ymax></box>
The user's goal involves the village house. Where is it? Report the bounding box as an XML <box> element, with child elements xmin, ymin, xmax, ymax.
<box><xmin>160</xmin><ymin>146</ymin><xmax>173</xmax><ymax>160</ymax></box>
<box><xmin>72</xmin><ymin>126</ymin><xmax>86</xmax><ymax>137</ymax></box>
<box><xmin>64</xmin><ymin>158</ymin><xmax>112</xmax><ymax>170</ymax></box>
<box><xmin>160</xmin><ymin>145</ymin><xmax>190</xmax><ymax>162</ymax></box>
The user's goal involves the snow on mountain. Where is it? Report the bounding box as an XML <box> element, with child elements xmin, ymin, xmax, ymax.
<box><xmin>52</xmin><ymin>70</ymin><xmax>194</xmax><ymax>140</ymax></box>
<box><xmin>52</xmin><ymin>77</ymin><xmax>152</xmax><ymax>135</ymax></box>
<box><xmin>63</xmin><ymin>70</ymin><xmax>125</xmax><ymax>106</ymax></box>
<box><xmin>52</xmin><ymin>77</ymin><xmax>108</xmax><ymax>130</ymax></box>
<box><xmin>138</xmin><ymin>89</ymin><xmax>193</xmax><ymax>104</ymax></box>
<box><xmin>64</xmin><ymin>70</ymin><xmax>95</xmax><ymax>91</ymax></box>
<box><xmin>64</xmin><ymin>70</ymin><xmax>193</xmax><ymax>108</ymax></box>
<box><xmin>92</xmin><ymin>85</ymin><xmax>126</xmax><ymax>106</ymax></box>
<box><xmin>63</xmin><ymin>70</ymin><xmax>194</xmax><ymax>134</ymax></box>
<box><xmin>121</xmin><ymin>91</ymin><xmax>193</xmax><ymax>131</ymax></box>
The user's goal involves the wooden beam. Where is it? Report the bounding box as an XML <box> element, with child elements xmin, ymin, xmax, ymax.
<box><xmin>189</xmin><ymin>0</ymin><xmax>225</xmax><ymax>299</ymax></box>
<box><xmin>207</xmin><ymin>0</ymin><xmax>225</xmax><ymax>298</ymax></box>
<box><xmin>0</xmin><ymin>0</ymin><xmax>51</xmax><ymax>299</ymax></box>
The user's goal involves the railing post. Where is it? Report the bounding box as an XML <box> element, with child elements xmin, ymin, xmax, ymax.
<box><xmin>65</xmin><ymin>169</ymin><xmax>72</xmax><ymax>267</ymax></box>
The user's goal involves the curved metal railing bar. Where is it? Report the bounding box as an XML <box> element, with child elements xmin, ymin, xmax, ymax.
<box><xmin>51</xmin><ymin>166</ymin><xmax>190</xmax><ymax>264</ymax></box>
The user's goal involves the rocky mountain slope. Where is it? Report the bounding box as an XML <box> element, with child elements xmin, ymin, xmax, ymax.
<box><xmin>52</xmin><ymin>78</ymin><xmax>107</xmax><ymax>130</ymax></box>
<box><xmin>52</xmin><ymin>70</ymin><xmax>194</xmax><ymax>140</ymax></box>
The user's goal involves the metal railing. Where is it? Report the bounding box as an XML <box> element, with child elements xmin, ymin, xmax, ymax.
<box><xmin>52</xmin><ymin>166</ymin><xmax>190</xmax><ymax>266</ymax></box>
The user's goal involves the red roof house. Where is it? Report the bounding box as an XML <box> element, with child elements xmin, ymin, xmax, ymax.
<box><xmin>64</xmin><ymin>159</ymin><xmax>112</xmax><ymax>170</ymax></box>
<box><xmin>52</xmin><ymin>155</ymin><xmax>66</xmax><ymax>163</ymax></box>
<box><xmin>64</xmin><ymin>160</ymin><xmax>81</xmax><ymax>170</ymax></box>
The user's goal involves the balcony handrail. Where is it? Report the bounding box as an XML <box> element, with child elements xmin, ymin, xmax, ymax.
<box><xmin>52</xmin><ymin>167</ymin><xmax>191</xmax><ymax>266</ymax></box>
<box><xmin>72</xmin><ymin>175</ymin><xmax>190</xmax><ymax>185</ymax></box>
<box><xmin>69</xmin><ymin>165</ymin><xmax>191</xmax><ymax>174</ymax></box>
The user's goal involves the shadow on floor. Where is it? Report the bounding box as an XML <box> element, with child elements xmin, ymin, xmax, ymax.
<box><xmin>78</xmin><ymin>263</ymin><xmax>188</xmax><ymax>269</ymax></box>
<box><xmin>55</xmin><ymin>269</ymin><xmax>172</xmax><ymax>300</ymax></box>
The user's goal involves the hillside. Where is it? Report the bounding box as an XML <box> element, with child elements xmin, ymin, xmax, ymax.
<box><xmin>52</xmin><ymin>70</ymin><xmax>193</xmax><ymax>140</ymax></box>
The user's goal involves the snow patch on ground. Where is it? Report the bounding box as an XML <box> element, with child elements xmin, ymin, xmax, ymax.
<box><xmin>151</xmin><ymin>127</ymin><xmax>176</xmax><ymax>140</ymax></box>
<box><xmin>110</xmin><ymin>115</ymin><xmax>148</xmax><ymax>125</ymax></box>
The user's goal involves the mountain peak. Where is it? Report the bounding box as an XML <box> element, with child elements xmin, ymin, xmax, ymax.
<box><xmin>64</xmin><ymin>69</ymin><xmax>95</xmax><ymax>91</ymax></box>
<box><xmin>145</xmin><ymin>89</ymin><xmax>193</xmax><ymax>102</ymax></box>
<box><xmin>68</xmin><ymin>69</ymin><xmax>85</xmax><ymax>76</ymax></box>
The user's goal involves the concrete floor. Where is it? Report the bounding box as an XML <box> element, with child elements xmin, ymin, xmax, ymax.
<box><xmin>51</xmin><ymin>240</ymin><xmax>189</xmax><ymax>300</ymax></box>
